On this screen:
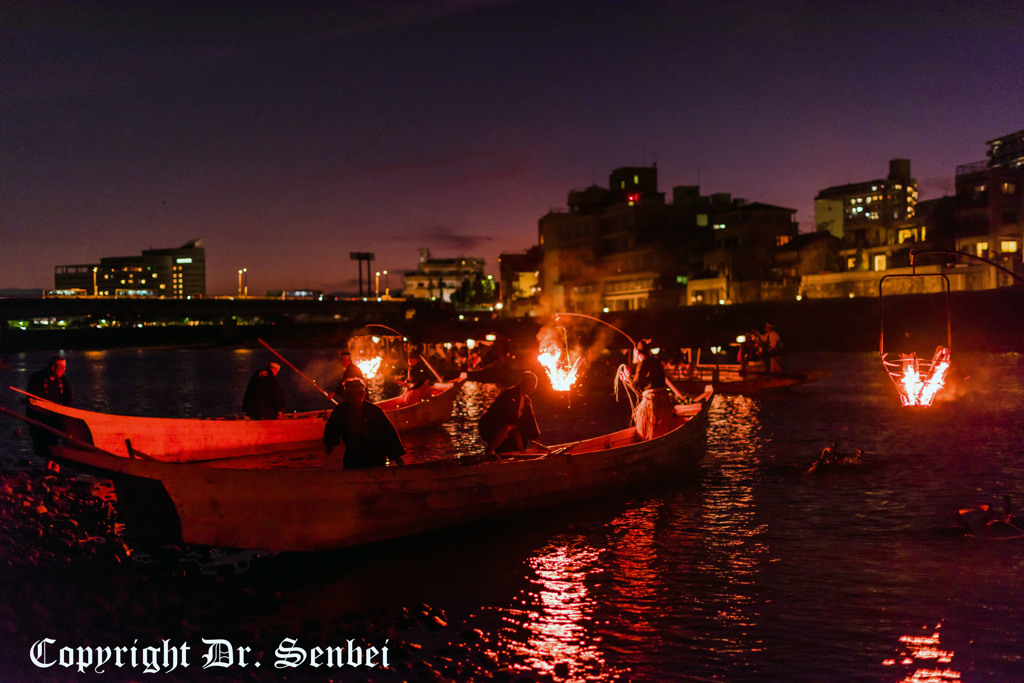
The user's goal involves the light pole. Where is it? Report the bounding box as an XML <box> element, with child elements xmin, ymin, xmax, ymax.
<box><xmin>383</xmin><ymin>269</ymin><xmax>389</xmax><ymax>297</ymax></box>
<box><xmin>375</xmin><ymin>271</ymin><xmax>381</xmax><ymax>298</ymax></box>
<box><xmin>238</xmin><ymin>268</ymin><xmax>247</xmax><ymax>298</ymax></box>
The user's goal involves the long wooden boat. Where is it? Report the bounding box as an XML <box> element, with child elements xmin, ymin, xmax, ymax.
<box><xmin>47</xmin><ymin>391</ymin><xmax>712</xmax><ymax>552</ymax></box>
<box><xmin>13</xmin><ymin>378</ymin><xmax>464</xmax><ymax>462</ymax></box>
<box><xmin>666</xmin><ymin>366</ymin><xmax>828</xmax><ymax>396</ymax></box>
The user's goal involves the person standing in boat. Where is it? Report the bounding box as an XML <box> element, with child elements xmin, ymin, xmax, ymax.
<box><xmin>398</xmin><ymin>347</ymin><xmax>434</xmax><ymax>406</ymax></box>
<box><xmin>242</xmin><ymin>361</ymin><xmax>285</xmax><ymax>419</ymax></box>
<box><xmin>757</xmin><ymin>323</ymin><xmax>783</xmax><ymax>373</ymax></box>
<box><xmin>323</xmin><ymin>378</ymin><xmax>405</xmax><ymax>468</ymax></box>
<box><xmin>327</xmin><ymin>350</ymin><xmax>364</xmax><ymax>401</ymax></box>
<box><xmin>25</xmin><ymin>355</ymin><xmax>73</xmax><ymax>456</ymax></box>
<box><xmin>478</xmin><ymin>371</ymin><xmax>546</xmax><ymax>458</ymax></box>
<box><xmin>623</xmin><ymin>339</ymin><xmax>673</xmax><ymax>440</ymax></box>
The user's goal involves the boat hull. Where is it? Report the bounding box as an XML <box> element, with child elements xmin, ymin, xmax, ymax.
<box><xmin>49</xmin><ymin>395</ymin><xmax>711</xmax><ymax>552</ymax></box>
<box><xmin>667</xmin><ymin>368</ymin><xmax>827</xmax><ymax>396</ymax></box>
<box><xmin>21</xmin><ymin>380</ymin><xmax>463</xmax><ymax>462</ymax></box>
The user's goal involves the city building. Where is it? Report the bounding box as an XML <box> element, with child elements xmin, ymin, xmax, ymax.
<box><xmin>815</xmin><ymin>158</ymin><xmax>918</xmax><ymax>241</ymax></box>
<box><xmin>953</xmin><ymin>128</ymin><xmax>1024</xmax><ymax>288</ymax></box>
<box><xmin>497</xmin><ymin>246</ymin><xmax>542</xmax><ymax>317</ymax></box>
<box><xmin>53</xmin><ymin>239</ymin><xmax>206</xmax><ymax>298</ymax></box>
<box><xmin>402</xmin><ymin>248</ymin><xmax>493</xmax><ymax>306</ymax></box>
<box><xmin>537</xmin><ymin>166</ymin><xmax>802</xmax><ymax>313</ymax></box>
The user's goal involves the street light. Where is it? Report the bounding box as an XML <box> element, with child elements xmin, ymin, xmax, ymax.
<box><xmin>375</xmin><ymin>271</ymin><xmax>380</xmax><ymax>298</ymax></box>
<box><xmin>238</xmin><ymin>268</ymin><xmax>247</xmax><ymax>298</ymax></box>
<box><xmin>383</xmin><ymin>269</ymin><xmax>389</xmax><ymax>297</ymax></box>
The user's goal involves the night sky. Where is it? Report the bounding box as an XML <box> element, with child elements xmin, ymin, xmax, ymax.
<box><xmin>3</xmin><ymin>1</ymin><xmax>1022</xmax><ymax>296</ymax></box>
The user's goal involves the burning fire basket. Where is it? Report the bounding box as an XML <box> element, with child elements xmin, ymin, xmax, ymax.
<box><xmin>879</xmin><ymin>272</ymin><xmax>952</xmax><ymax>407</ymax></box>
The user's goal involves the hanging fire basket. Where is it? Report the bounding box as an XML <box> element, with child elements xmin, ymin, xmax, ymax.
<box><xmin>879</xmin><ymin>271</ymin><xmax>952</xmax><ymax>407</ymax></box>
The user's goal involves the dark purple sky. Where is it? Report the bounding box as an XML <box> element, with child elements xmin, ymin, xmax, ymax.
<box><xmin>3</xmin><ymin>0</ymin><xmax>1022</xmax><ymax>295</ymax></box>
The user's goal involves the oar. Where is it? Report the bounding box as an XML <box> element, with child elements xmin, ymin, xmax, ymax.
<box><xmin>257</xmin><ymin>338</ymin><xmax>337</xmax><ymax>405</ymax></box>
<box><xmin>0</xmin><ymin>404</ymin><xmax>158</xmax><ymax>462</ymax></box>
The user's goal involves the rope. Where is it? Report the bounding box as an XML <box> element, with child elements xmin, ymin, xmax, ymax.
<box><xmin>613</xmin><ymin>364</ymin><xmax>639</xmax><ymax>426</ymax></box>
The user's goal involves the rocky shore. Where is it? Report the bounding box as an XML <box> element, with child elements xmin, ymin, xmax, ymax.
<box><xmin>0</xmin><ymin>466</ymin><xmax>550</xmax><ymax>682</ymax></box>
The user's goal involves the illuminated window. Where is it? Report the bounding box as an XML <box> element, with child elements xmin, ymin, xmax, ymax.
<box><xmin>697</xmin><ymin>214</ymin><xmax>708</xmax><ymax>227</ymax></box>
<box><xmin>874</xmin><ymin>254</ymin><xmax>887</xmax><ymax>271</ymax></box>
<box><xmin>846</xmin><ymin>257</ymin><xmax>857</xmax><ymax>270</ymax></box>
<box><xmin>1002</xmin><ymin>182</ymin><xmax>1017</xmax><ymax>194</ymax></box>
<box><xmin>633</xmin><ymin>175</ymin><xmax>639</xmax><ymax>184</ymax></box>
<box><xmin>776</xmin><ymin>235</ymin><xmax>792</xmax><ymax>246</ymax></box>
<box><xmin>1001</xmin><ymin>240</ymin><xmax>1018</xmax><ymax>253</ymax></box>
<box><xmin>976</xmin><ymin>242</ymin><xmax>989</xmax><ymax>256</ymax></box>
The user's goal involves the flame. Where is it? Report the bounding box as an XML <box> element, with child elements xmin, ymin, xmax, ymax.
<box><xmin>895</xmin><ymin>346</ymin><xmax>951</xmax><ymax>407</ymax></box>
<box><xmin>538</xmin><ymin>348</ymin><xmax>581</xmax><ymax>391</ymax></box>
<box><xmin>356</xmin><ymin>356</ymin><xmax>382</xmax><ymax>378</ymax></box>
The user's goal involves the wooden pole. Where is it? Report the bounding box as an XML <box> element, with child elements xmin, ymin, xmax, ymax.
<box><xmin>257</xmin><ymin>338</ymin><xmax>337</xmax><ymax>405</ymax></box>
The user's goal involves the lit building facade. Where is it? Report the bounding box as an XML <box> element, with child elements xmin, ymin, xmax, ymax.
<box><xmin>954</xmin><ymin>129</ymin><xmax>1024</xmax><ymax>287</ymax></box>
<box><xmin>53</xmin><ymin>239</ymin><xmax>206</xmax><ymax>298</ymax></box>
<box><xmin>402</xmin><ymin>248</ymin><xmax>489</xmax><ymax>304</ymax></box>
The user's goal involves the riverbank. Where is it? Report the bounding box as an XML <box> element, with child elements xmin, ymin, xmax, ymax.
<box><xmin>4</xmin><ymin>287</ymin><xmax>1024</xmax><ymax>354</ymax></box>
<box><xmin>0</xmin><ymin>464</ymin><xmax>540</xmax><ymax>682</ymax></box>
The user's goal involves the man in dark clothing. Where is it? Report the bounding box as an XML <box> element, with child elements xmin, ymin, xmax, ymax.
<box><xmin>328</xmin><ymin>350</ymin><xmax>364</xmax><ymax>401</ymax></box>
<box><xmin>323</xmin><ymin>378</ymin><xmax>405</xmax><ymax>469</ymax></box>
<box><xmin>242</xmin><ymin>361</ymin><xmax>285</xmax><ymax>419</ymax></box>
<box><xmin>25</xmin><ymin>356</ymin><xmax>72</xmax><ymax>456</ymax></box>
<box><xmin>478</xmin><ymin>371</ymin><xmax>544</xmax><ymax>457</ymax></box>
<box><xmin>398</xmin><ymin>348</ymin><xmax>434</xmax><ymax>406</ymax></box>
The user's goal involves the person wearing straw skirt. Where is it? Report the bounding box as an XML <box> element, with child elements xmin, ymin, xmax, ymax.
<box><xmin>629</xmin><ymin>340</ymin><xmax>673</xmax><ymax>440</ymax></box>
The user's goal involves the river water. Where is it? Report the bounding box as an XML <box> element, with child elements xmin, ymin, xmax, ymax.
<box><xmin>2</xmin><ymin>347</ymin><xmax>1023</xmax><ymax>681</ymax></box>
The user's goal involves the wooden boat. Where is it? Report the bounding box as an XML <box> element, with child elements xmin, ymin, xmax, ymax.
<box><xmin>46</xmin><ymin>391</ymin><xmax>712</xmax><ymax>552</ymax></box>
<box><xmin>662</xmin><ymin>342</ymin><xmax>827</xmax><ymax>396</ymax></box>
<box><xmin>666</xmin><ymin>366</ymin><xmax>828</xmax><ymax>395</ymax></box>
<box><xmin>12</xmin><ymin>378</ymin><xmax>464</xmax><ymax>462</ymax></box>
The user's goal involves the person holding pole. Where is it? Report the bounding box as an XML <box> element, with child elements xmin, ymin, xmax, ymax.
<box><xmin>398</xmin><ymin>348</ymin><xmax>434</xmax><ymax>406</ymax></box>
<box><xmin>242</xmin><ymin>361</ymin><xmax>285</xmax><ymax>419</ymax></box>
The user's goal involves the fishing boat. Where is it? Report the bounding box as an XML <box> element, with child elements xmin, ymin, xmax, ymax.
<box><xmin>666</xmin><ymin>366</ymin><xmax>829</xmax><ymax>396</ymax></box>
<box><xmin>663</xmin><ymin>342</ymin><xmax>827</xmax><ymax>395</ymax></box>
<box><xmin>12</xmin><ymin>378</ymin><xmax>464</xmax><ymax>462</ymax></box>
<box><xmin>44</xmin><ymin>390</ymin><xmax>712</xmax><ymax>552</ymax></box>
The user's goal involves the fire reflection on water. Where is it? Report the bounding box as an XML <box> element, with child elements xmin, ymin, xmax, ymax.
<box><xmin>882</xmin><ymin>623</ymin><xmax>960</xmax><ymax>682</ymax></box>
<box><xmin>701</xmin><ymin>396</ymin><xmax>770</xmax><ymax>640</ymax></box>
<box><xmin>486</xmin><ymin>538</ymin><xmax>614</xmax><ymax>681</ymax></box>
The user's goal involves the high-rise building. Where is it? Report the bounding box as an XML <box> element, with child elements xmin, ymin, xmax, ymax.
<box><xmin>53</xmin><ymin>238</ymin><xmax>206</xmax><ymax>298</ymax></box>
<box><xmin>814</xmin><ymin>159</ymin><xmax>918</xmax><ymax>248</ymax></box>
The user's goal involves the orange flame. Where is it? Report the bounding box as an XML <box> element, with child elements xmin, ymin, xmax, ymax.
<box><xmin>896</xmin><ymin>347</ymin><xmax>951</xmax><ymax>407</ymax></box>
<box><xmin>356</xmin><ymin>356</ymin><xmax>382</xmax><ymax>379</ymax></box>
<box><xmin>538</xmin><ymin>349</ymin><xmax>582</xmax><ymax>391</ymax></box>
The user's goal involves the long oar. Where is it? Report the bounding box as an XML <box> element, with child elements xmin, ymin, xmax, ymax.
<box><xmin>0</xmin><ymin>404</ymin><xmax>158</xmax><ymax>462</ymax></box>
<box><xmin>257</xmin><ymin>338</ymin><xmax>337</xmax><ymax>405</ymax></box>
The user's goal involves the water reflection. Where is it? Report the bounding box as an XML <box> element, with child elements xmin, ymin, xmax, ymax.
<box><xmin>882</xmin><ymin>623</ymin><xmax>960</xmax><ymax>682</ymax></box>
<box><xmin>487</xmin><ymin>537</ymin><xmax>617</xmax><ymax>682</ymax></box>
